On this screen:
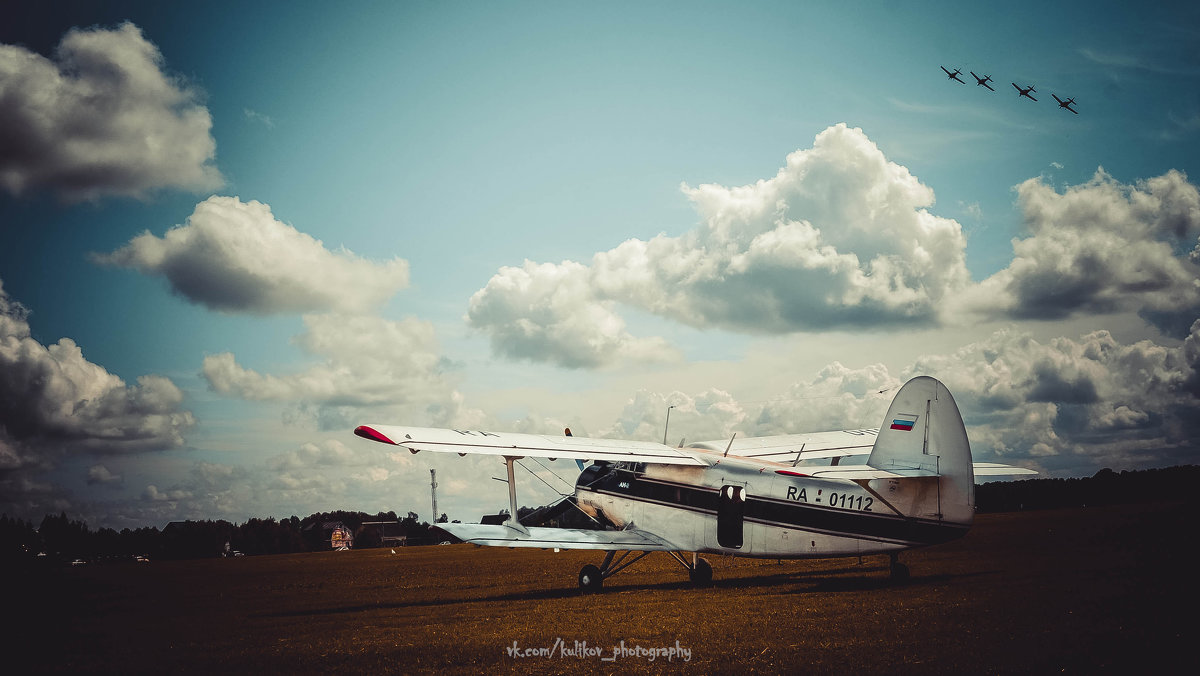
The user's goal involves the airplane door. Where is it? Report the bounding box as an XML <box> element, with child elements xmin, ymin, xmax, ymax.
<box><xmin>717</xmin><ymin>485</ymin><xmax>745</xmax><ymax>549</ymax></box>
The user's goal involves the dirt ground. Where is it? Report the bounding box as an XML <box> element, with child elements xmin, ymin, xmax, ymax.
<box><xmin>14</xmin><ymin>502</ymin><xmax>1188</xmax><ymax>674</ymax></box>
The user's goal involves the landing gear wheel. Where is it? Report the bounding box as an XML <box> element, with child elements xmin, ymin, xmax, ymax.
<box><xmin>889</xmin><ymin>561</ymin><xmax>910</xmax><ymax>582</ymax></box>
<box><xmin>689</xmin><ymin>557</ymin><xmax>713</xmax><ymax>587</ymax></box>
<box><xmin>579</xmin><ymin>564</ymin><xmax>604</xmax><ymax>592</ymax></box>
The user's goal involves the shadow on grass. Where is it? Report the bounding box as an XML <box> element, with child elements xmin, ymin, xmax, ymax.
<box><xmin>256</xmin><ymin>563</ymin><xmax>993</xmax><ymax>618</ymax></box>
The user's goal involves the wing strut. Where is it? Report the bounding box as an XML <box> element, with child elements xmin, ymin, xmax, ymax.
<box><xmin>503</xmin><ymin>456</ymin><xmax>529</xmax><ymax>536</ymax></box>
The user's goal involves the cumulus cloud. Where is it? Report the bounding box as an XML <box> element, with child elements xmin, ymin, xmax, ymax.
<box><xmin>959</xmin><ymin>169</ymin><xmax>1200</xmax><ymax>335</ymax></box>
<box><xmin>596</xmin><ymin>362</ymin><xmax>899</xmax><ymax>446</ymax></box>
<box><xmin>142</xmin><ymin>484</ymin><xmax>192</xmax><ymax>503</ymax></box>
<box><xmin>0</xmin><ymin>22</ymin><xmax>222</xmax><ymax>200</ymax></box>
<box><xmin>469</xmin><ymin>126</ymin><xmax>1200</xmax><ymax>369</ymax></box>
<box><xmin>95</xmin><ymin>196</ymin><xmax>410</xmax><ymax>315</ymax></box>
<box><xmin>466</xmin><ymin>259</ymin><xmax>681</xmax><ymax>368</ymax></box>
<box><xmin>468</xmin><ymin>124</ymin><xmax>972</xmax><ymax>368</ymax></box>
<box><xmin>86</xmin><ymin>464</ymin><xmax>123</xmax><ymax>486</ymax></box>
<box><xmin>908</xmin><ymin>322</ymin><xmax>1200</xmax><ymax>469</ymax></box>
<box><xmin>589</xmin><ymin>335</ymin><xmax>1199</xmax><ymax>475</ymax></box>
<box><xmin>267</xmin><ymin>440</ymin><xmax>365</xmax><ymax>472</ymax></box>
<box><xmin>202</xmin><ymin>312</ymin><xmax>475</xmax><ymax>429</ymax></box>
<box><xmin>747</xmin><ymin>362</ymin><xmax>901</xmax><ymax>437</ymax></box>
<box><xmin>0</xmin><ymin>279</ymin><xmax>195</xmax><ymax>470</ymax></box>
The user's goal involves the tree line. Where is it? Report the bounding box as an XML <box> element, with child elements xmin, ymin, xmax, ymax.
<box><xmin>974</xmin><ymin>464</ymin><xmax>1198</xmax><ymax>512</ymax></box>
<box><xmin>0</xmin><ymin>509</ymin><xmax>452</xmax><ymax>563</ymax></box>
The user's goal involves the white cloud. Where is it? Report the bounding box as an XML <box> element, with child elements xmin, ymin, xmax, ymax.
<box><xmin>957</xmin><ymin>169</ymin><xmax>1200</xmax><ymax>335</ymax></box>
<box><xmin>579</xmin><ymin>334</ymin><xmax>1200</xmax><ymax>475</ymax></box>
<box><xmin>0</xmin><ymin>22</ymin><xmax>222</xmax><ymax>200</ymax></box>
<box><xmin>243</xmin><ymin>108</ymin><xmax>275</xmax><ymax>129</ymax></box>
<box><xmin>0</xmin><ymin>278</ymin><xmax>195</xmax><ymax>470</ymax></box>
<box><xmin>268</xmin><ymin>440</ymin><xmax>367</xmax><ymax>472</ymax></box>
<box><xmin>96</xmin><ymin>196</ymin><xmax>410</xmax><ymax>315</ymax></box>
<box><xmin>468</xmin><ymin>124</ymin><xmax>972</xmax><ymax>367</ymax></box>
<box><xmin>357</xmin><ymin>467</ymin><xmax>390</xmax><ymax>482</ymax></box>
<box><xmin>469</xmin><ymin>128</ymin><xmax>1200</xmax><ymax>371</ymax></box>
<box><xmin>202</xmin><ymin>312</ymin><xmax>476</xmax><ymax>429</ymax></box>
<box><xmin>86</xmin><ymin>464</ymin><xmax>123</xmax><ymax>486</ymax></box>
<box><xmin>142</xmin><ymin>484</ymin><xmax>193</xmax><ymax>503</ymax></box>
<box><xmin>746</xmin><ymin>362</ymin><xmax>901</xmax><ymax>437</ymax></box>
<box><xmin>466</xmin><ymin>259</ymin><xmax>682</xmax><ymax>368</ymax></box>
<box><xmin>907</xmin><ymin>321</ymin><xmax>1200</xmax><ymax>469</ymax></box>
<box><xmin>599</xmin><ymin>387</ymin><xmax>747</xmax><ymax>445</ymax></box>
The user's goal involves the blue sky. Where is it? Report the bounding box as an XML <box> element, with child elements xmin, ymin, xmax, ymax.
<box><xmin>2</xmin><ymin>1</ymin><xmax>1199</xmax><ymax>529</ymax></box>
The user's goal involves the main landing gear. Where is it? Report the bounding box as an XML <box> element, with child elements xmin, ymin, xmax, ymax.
<box><xmin>577</xmin><ymin>551</ymin><xmax>713</xmax><ymax>592</ymax></box>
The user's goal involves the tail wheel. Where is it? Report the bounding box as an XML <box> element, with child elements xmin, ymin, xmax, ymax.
<box><xmin>578</xmin><ymin>564</ymin><xmax>603</xmax><ymax>592</ymax></box>
<box><xmin>689</xmin><ymin>557</ymin><xmax>713</xmax><ymax>586</ymax></box>
<box><xmin>889</xmin><ymin>561</ymin><xmax>910</xmax><ymax>582</ymax></box>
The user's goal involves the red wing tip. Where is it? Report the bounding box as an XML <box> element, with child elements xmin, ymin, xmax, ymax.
<box><xmin>354</xmin><ymin>425</ymin><xmax>396</xmax><ymax>445</ymax></box>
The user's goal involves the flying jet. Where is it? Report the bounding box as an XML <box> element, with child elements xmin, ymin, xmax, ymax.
<box><xmin>970</xmin><ymin>72</ymin><xmax>995</xmax><ymax>91</ymax></box>
<box><xmin>1012</xmin><ymin>83</ymin><xmax>1037</xmax><ymax>101</ymax></box>
<box><xmin>941</xmin><ymin>66</ymin><xmax>966</xmax><ymax>83</ymax></box>
<box><xmin>1052</xmin><ymin>94</ymin><xmax>1079</xmax><ymax>114</ymax></box>
<box><xmin>354</xmin><ymin>376</ymin><xmax>1036</xmax><ymax>591</ymax></box>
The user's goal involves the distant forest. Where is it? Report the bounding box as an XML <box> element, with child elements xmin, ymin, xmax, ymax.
<box><xmin>0</xmin><ymin>510</ymin><xmax>454</xmax><ymax>564</ymax></box>
<box><xmin>3</xmin><ymin>465</ymin><xmax>1195</xmax><ymax>563</ymax></box>
<box><xmin>973</xmin><ymin>464</ymin><xmax>1198</xmax><ymax>512</ymax></box>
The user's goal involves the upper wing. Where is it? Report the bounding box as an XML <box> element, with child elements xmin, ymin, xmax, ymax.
<box><xmin>436</xmin><ymin>523</ymin><xmax>682</xmax><ymax>551</ymax></box>
<box><xmin>354</xmin><ymin>425</ymin><xmax>707</xmax><ymax>466</ymax></box>
<box><xmin>687</xmin><ymin>429</ymin><xmax>877</xmax><ymax>465</ymax></box>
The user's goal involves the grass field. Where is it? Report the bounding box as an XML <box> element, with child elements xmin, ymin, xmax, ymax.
<box><xmin>14</xmin><ymin>502</ymin><xmax>1187</xmax><ymax>674</ymax></box>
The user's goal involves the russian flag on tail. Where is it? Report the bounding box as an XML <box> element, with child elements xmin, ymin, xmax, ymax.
<box><xmin>890</xmin><ymin>414</ymin><xmax>919</xmax><ymax>431</ymax></box>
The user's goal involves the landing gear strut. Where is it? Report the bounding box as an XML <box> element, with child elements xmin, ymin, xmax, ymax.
<box><xmin>577</xmin><ymin>550</ymin><xmax>652</xmax><ymax>593</ymax></box>
<box><xmin>686</xmin><ymin>555</ymin><xmax>713</xmax><ymax>586</ymax></box>
<box><xmin>576</xmin><ymin>550</ymin><xmax>713</xmax><ymax>592</ymax></box>
<box><xmin>889</xmin><ymin>552</ymin><xmax>910</xmax><ymax>582</ymax></box>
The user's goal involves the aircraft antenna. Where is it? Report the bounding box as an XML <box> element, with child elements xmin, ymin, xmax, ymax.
<box><xmin>723</xmin><ymin>432</ymin><xmax>737</xmax><ymax>457</ymax></box>
<box><xmin>791</xmin><ymin>443</ymin><xmax>806</xmax><ymax>467</ymax></box>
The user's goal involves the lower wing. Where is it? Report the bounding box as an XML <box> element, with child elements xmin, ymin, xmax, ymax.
<box><xmin>437</xmin><ymin>523</ymin><xmax>682</xmax><ymax>551</ymax></box>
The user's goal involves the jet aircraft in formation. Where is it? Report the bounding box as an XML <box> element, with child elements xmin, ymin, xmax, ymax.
<box><xmin>943</xmin><ymin>65</ymin><xmax>1077</xmax><ymax>113</ymax></box>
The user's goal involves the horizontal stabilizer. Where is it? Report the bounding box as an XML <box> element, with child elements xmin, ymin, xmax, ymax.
<box><xmin>804</xmin><ymin>464</ymin><xmax>940</xmax><ymax>480</ymax></box>
<box><xmin>973</xmin><ymin>462</ymin><xmax>1038</xmax><ymax>476</ymax></box>
<box><xmin>801</xmin><ymin>462</ymin><xmax>1036</xmax><ymax>480</ymax></box>
<box><xmin>436</xmin><ymin>523</ymin><xmax>682</xmax><ymax>551</ymax></box>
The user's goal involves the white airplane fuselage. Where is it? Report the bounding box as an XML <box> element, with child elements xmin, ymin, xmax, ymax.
<box><xmin>574</xmin><ymin>449</ymin><xmax>970</xmax><ymax>559</ymax></box>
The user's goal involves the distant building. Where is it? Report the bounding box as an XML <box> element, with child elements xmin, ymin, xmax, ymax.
<box><xmin>329</xmin><ymin>524</ymin><xmax>353</xmax><ymax>550</ymax></box>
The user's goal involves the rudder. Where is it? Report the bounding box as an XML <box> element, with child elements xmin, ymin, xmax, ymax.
<box><xmin>868</xmin><ymin>376</ymin><xmax>974</xmax><ymax>525</ymax></box>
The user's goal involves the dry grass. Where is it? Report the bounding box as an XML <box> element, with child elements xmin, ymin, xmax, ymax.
<box><xmin>16</xmin><ymin>502</ymin><xmax>1186</xmax><ymax>674</ymax></box>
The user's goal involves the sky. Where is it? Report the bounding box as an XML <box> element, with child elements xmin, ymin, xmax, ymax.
<box><xmin>2</xmin><ymin>0</ymin><xmax>1199</xmax><ymax>530</ymax></box>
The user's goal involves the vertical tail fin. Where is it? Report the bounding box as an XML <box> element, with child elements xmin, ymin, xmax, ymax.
<box><xmin>868</xmin><ymin>376</ymin><xmax>974</xmax><ymax>525</ymax></box>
